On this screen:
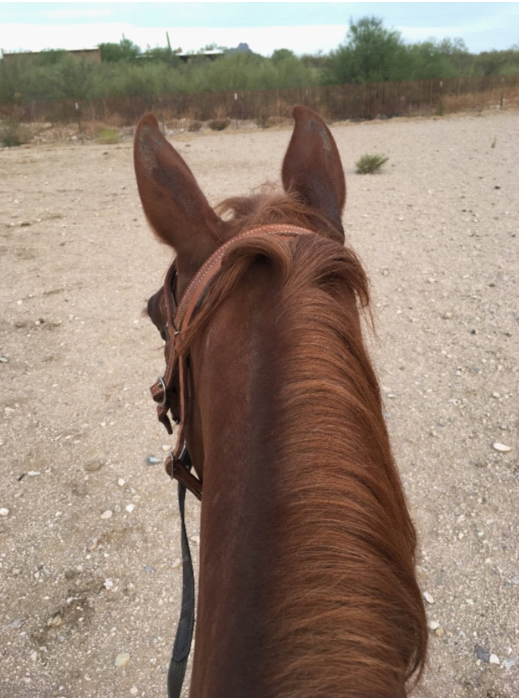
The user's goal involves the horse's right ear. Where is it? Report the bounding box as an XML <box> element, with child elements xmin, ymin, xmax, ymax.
<box><xmin>134</xmin><ymin>114</ymin><xmax>221</xmax><ymax>276</ymax></box>
<box><xmin>281</xmin><ymin>106</ymin><xmax>346</xmax><ymax>235</ymax></box>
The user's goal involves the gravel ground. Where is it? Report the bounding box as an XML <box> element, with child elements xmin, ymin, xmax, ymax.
<box><xmin>0</xmin><ymin>109</ymin><xmax>518</xmax><ymax>698</ymax></box>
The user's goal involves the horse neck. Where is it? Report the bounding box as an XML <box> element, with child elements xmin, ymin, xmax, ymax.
<box><xmin>188</xmin><ymin>261</ymin><xmax>286</xmax><ymax>697</ymax></box>
<box><xmin>187</xmin><ymin>256</ymin><xmax>424</xmax><ymax>698</ymax></box>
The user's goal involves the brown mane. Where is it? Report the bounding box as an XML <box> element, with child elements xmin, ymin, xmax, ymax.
<box><xmin>180</xmin><ymin>192</ymin><xmax>427</xmax><ymax>696</ymax></box>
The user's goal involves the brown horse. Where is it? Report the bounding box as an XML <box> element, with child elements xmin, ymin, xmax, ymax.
<box><xmin>134</xmin><ymin>106</ymin><xmax>427</xmax><ymax>698</ymax></box>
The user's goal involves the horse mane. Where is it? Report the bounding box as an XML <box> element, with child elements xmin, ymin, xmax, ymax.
<box><xmin>182</xmin><ymin>191</ymin><xmax>428</xmax><ymax>696</ymax></box>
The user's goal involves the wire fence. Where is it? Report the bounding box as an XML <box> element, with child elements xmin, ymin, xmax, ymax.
<box><xmin>2</xmin><ymin>75</ymin><xmax>518</xmax><ymax>145</ymax></box>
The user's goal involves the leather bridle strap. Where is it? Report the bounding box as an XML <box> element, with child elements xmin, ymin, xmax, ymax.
<box><xmin>150</xmin><ymin>262</ymin><xmax>180</xmax><ymax>434</ymax></box>
<box><xmin>153</xmin><ymin>223</ymin><xmax>317</xmax><ymax>499</ymax></box>
<box><xmin>167</xmin><ymin>473</ymin><xmax>195</xmax><ymax>698</ymax></box>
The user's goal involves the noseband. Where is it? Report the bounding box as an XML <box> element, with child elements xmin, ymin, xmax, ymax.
<box><xmin>150</xmin><ymin>223</ymin><xmax>316</xmax><ymax>500</ymax></box>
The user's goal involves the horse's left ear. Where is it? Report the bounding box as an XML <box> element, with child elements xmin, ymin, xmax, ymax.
<box><xmin>134</xmin><ymin>114</ymin><xmax>221</xmax><ymax>279</ymax></box>
<box><xmin>281</xmin><ymin>106</ymin><xmax>346</xmax><ymax>234</ymax></box>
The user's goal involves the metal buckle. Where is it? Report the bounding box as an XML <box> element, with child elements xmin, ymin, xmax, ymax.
<box><xmin>157</xmin><ymin>375</ymin><xmax>167</xmax><ymax>408</ymax></box>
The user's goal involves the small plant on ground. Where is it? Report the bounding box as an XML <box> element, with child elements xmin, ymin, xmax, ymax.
<box><xmin>0</xmin><ymin>118</ymin><xmax>31</xmax><ymax>147</ymax></box>
<box><xmin>96</xmin><ymin>128</ymin><xmax>119</xmax><ymax>144</ymax></box>
<box><xmin>208</xmin><ymin>119</ymin><xmax>229</xmax><ymax>131</ymax></box>
<box><xmin>188</xmin><ymin>120</ymin><xmax>202</xmax><ymax>132</ymax></box>
<box><xmin>355</xmin><ymin>153</ymin><xmax>389</xmax><ymax>174</ymax></box>
<box><xmin>255</xmin><ymin>110</ymin><xmax>270</xmax><ymax>129</ymax></box>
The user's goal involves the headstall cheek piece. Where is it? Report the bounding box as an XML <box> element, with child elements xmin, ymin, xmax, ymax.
<box><xmin>149</xmin><ymin>224</ymin><xmax>317</xmax><ymax>502</ymax></box>
<box><xmin>149</xmin><ymin>264</ymin><xmax>202</xmax><ymax>499</ymax></box>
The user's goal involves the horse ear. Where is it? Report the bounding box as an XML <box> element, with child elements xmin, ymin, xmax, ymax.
<box><xmin>134</xmin><ymin>114</ymin><xmax>221</xmax><ymax>275</ymax></box>
<box><xmin>281</xmin><ymin>106</ymin><xmax>346</xmax><ymax>234</ymax></box>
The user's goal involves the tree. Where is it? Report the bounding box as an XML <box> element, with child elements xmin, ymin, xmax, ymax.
<box><xmin>325</xmin><ymin>17</ymin><xmax>407</xmax><ymax>84</ymax></box>
<box><xmin>99</xmin><ymin>37</ymin><xmax>140</xmax><ymax>62</ymax></box>
<box><xmin>404</xmin><ymin>40</ymin><xmax>462</xmax><ymax>80</ymax></box>
<box><xmin>271</xmin><ymin>48</ymin><xmax>297</xmax><ymax>64</ymax></box>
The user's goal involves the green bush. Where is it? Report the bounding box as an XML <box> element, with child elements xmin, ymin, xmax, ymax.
<box><xmin>355</xmin><ymin>153</ymin><xmax>389</xmax><ymax>174</ymax></box>
<box><xmin>0</xmin><ymin>118</ymin><xmax>30</xmax><ymax>147</ymax></box>
<box><xmin>96</xmin><ymin>128</ymin><xmax>119</xmax><ymax>144</ymax></box>
<box><xmin>208</xmin><ymin>119</ymin><xmax>229</xmax><ymax>131</ymax></box>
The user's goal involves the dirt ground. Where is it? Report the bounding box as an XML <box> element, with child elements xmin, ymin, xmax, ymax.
<box><xmin>1</xmin><ymin>109</ymin><xmax>518</xmax><ymax>698</ymax></box>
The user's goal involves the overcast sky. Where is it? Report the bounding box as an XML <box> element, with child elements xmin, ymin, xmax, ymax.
<box><xmin>1</xmin><ymin>2</ymin><xmax>518</xmax><ymax>56</ymax></box>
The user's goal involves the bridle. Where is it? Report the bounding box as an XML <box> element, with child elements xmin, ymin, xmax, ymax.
<box><xmin>150</xmin><ymin>223</ymin><xmax>317</xmax><ymax>499</ymax></box>
<box><xmin>148</xmin><ymin>223</ymin><xmax>317</xmax><ymax>698</ymax></box>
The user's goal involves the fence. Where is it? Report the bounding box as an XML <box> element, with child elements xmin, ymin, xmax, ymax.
<box><xmin>2</xmin><ymin>75</ymin><xmax>518</xmax><ymax>145</ymax></box>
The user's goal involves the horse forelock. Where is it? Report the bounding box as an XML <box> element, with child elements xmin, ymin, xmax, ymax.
<box><xmin>182</xmin><ymin>193</ymin><xmax>427</xmax><ymax>696</ymax></box>
<box><xmin>216</xmin><ymin>187</ymin><xmax>346</xmax><ymax>244</ymax></box>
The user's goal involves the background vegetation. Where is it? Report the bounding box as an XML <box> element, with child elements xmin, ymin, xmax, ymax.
<box><xmin>1</xmin><ymin>16</ymin><xmax>518</xmax><ymax>105</ymax></box>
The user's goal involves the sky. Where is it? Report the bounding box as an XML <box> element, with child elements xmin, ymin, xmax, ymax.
<box><xmin>1</xmin><ymin>2</ymin><xmax>518</xmax><ymax>57</ymax></box>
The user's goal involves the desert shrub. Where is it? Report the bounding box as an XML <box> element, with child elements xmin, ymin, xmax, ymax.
<box><xmin>188</xmin><ymin>120</ymin><xmax>202</xmax><ymax>132</ymax></box>
<box><xmin>0</xmin><ymin>118</ymin><xmax>31</xmax><ymax>147</ymax></box>
<box><xmin>355</xmin><ymin>153</ymin><xmax>389</xmax><ymax>174</ymax></box>
<box><xmin>96</xmin><ymin>128</ymin><xmax>119</xmax><ymax>144</ymax></box>
<box><xmin>255</xmin><ymin>110</ymin><xmax>271</xmax><ymax>128</ymax></box>
<box><xmin>209</xmin><ymin>119</ymin><xmax>229</xmax><ymax>131</ymax></box>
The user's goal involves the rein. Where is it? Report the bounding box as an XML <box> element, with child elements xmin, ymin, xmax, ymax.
<box><xmin>149</xmin><ymin>223</ymin><xmax>316</xmax><ymax>698</ymax></box>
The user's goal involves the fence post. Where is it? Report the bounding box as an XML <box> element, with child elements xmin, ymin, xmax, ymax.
<box><xmin>75</xmin><ymin>102</ymin><xmax>84</xmax><ymax>143</ymax></box>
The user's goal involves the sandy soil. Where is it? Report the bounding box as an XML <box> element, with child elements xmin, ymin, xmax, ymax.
<box><xmin>1</xmin><ymin>110</ymin><xmax>518</xmax><ymax>698</ymax></box>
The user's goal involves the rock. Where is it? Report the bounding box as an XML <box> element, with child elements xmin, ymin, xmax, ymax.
<box><xmin>492</xmin><ymin>442</ymin><xmax>511</xmax><ymax>452</ymax></box>
<box><xmin>125</xmin><ymin>504</ymin><xmax>136</xmax><ymax>513</ymax></box>
<box><xmin>101</xmin><ymin>510</ymin><xmax>113</xmax><ymax>520</ymax></box>
<box><xmin>85</xmin><ymin>459</ymin><xmax>105</xmax><ymax>472</ymax></box>
<box><xmin>423</xmin><ymin>591</ymin><xmax>435</xmax><ymax>604</ymax></box>
<box><xmin>0</xmin><ymin>508</ymin><xmax>9</xmax><ymax>516</ymax></box>
<box><xmin>47</xmin><ymin>613</ymin><xmax>63</xmax><ymax>627</ymax></box>
<box><xmin>146</xmin><ymin>456</ymin><xmax>161</xmax><ymax>466</ymax></box>
<box><xmin>489</xmin><ymin>654</ymin><xmax>500</xmax><ymax>665</ymax></box>
<box><xmin>502</xmin><ymin>657</ymin><xmax>517</xmax><ymax>670</ymax></box>
<box><xmin>8</xmin><ymin>618</ymin><xmax>24</xmax><ymax>629</ymax></box>
<box><xmin>428</xmin><ymin>620</ymin><xmax>440</xmax><ymax>630</ymax></box>
<box><xmin>476</xmin><ymin>645</ymin><xmax>490</xmax><ymax>662</ymax></box>
<box><xmin>114</xmin><ymin>652</ymin><xmax>130</xmax><ymax>667</ymax></box>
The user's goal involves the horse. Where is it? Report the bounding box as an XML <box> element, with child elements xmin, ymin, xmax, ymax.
<box><xmin>134</xmin><ymin>105</ymin><xmax>427</xmax><ymax>698</ymax></box>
